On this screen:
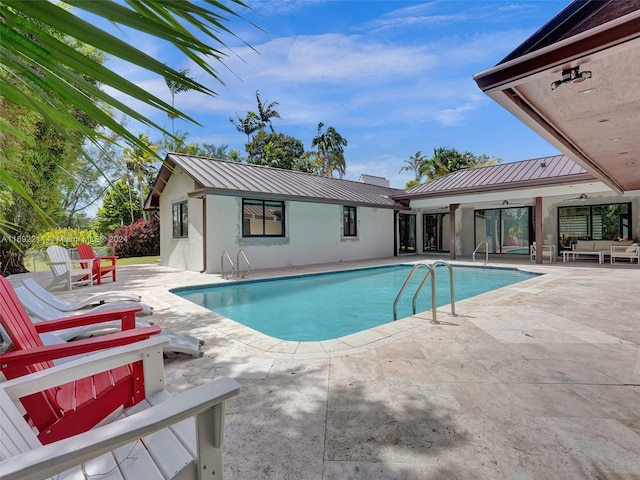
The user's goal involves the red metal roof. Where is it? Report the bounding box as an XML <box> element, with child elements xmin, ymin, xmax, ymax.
<box><xmin>147</xmin><ymin>154</ymin><xmax>407</xmax><ymax>209</ymax></box>
<box><xmin>394</xmin><ymin>155</ymin><xmax>595</xmax><ymax>200</ymax></box>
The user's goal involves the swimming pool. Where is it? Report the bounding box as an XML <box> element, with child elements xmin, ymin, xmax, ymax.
<box><xmin>174</xmin><ymin>264</ymin><xmax>539</xmax><ymax>342</ymax></box>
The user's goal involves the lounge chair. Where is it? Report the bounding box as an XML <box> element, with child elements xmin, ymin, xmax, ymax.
<box><xmin>46</xmin><ymin>245</ymin><xmax>93</xmax><ymax>290</ymax></box>
<box><xmin>0</xmin><ymin>275</ymin><xmax>161</xmax><ymax>444</ymax></box>
<box><xmin>23</xmin><ymin>277</ymin><xmax>141</xmax><ymax>310</ymax></box>
<box><xmin>0</xmin><ymin>337</ymin><xmax>240</xmax><ymax>480</ymax></box>
<box><xmin>14</xmin><ymin>286</ymin><xmax>204</xmax><ymax>357</ymax></box>
<box><xmin>77</xmin><ymin>242</ymin><xmax>117</xmax><ymax>285</ymax></box>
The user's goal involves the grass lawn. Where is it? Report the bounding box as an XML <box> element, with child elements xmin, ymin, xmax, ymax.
<box><xmin>26</xmin><ymin>253</ymin><xmax>160</xmax><ymax>273</ymax></box>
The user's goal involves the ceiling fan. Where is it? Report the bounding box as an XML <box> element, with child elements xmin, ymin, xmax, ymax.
<box><xmin>566</xmin><ymin>193</ymin><xmax>589</xmax><ymax>201</ymax></box>
<box><xmin>489</xmin><ymin>199</ymin><xmax>526</xmax><ymax>206</ymax></box>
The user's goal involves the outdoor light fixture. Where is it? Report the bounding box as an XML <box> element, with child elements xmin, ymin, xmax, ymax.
<box><xmin>551</xmin><ymin>67</ymin><xmax>592</xmax><ymax>90</ymax></box>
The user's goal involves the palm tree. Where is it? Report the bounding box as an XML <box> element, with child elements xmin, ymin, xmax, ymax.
<box><xmin>229</xmin><ymin>111</ymin><xmax>262</xmax><ymax>142</ymax></box>
<box><xmin>399</xmin><ymin>151</ymin><xmax>427</xmax><ymax>182</ymax></box>
<box><xmin>165</xmin><ymin>68</ymin><xmax>193</xmax><ymax>136</ymax></box>
<box><xmin>311</xmin><ymin>122</ymin><xmax>348</xmax><ymax>177</ymax></box>
<box><xmin>422</xmin><ymin>147</ymin><xmax>501</xmax><ymax>180</ymax></box>
<box><xmin>1</xmin><ymin>1</ymin><xmax>252</xmax><ymax>228</ymax></box>
<box><xmin>255</xmin><ymin>91</ymin><xmax>281</xmax><ymax>133</ymax></box>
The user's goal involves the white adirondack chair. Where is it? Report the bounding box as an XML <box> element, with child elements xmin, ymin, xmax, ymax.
<box><xmin>0</xmin><ymin>336</ymin><xmax>240</xmax><ymax>480</ymax></box>
<box><xmin>46</xmin><ymin>245</ymin><xmax>94</xmax><ymax>290</ymax></box>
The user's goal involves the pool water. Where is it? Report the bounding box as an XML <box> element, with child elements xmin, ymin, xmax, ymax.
<box><xmin>174</xmin><ymin>265</ymin><xmax>539</xmax><ymax>342</ymax></box>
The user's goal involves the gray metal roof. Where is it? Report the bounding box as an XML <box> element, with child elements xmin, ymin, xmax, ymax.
<box><xmin>394</xmin><ymin>155</ymin><xmax>596</xmax><ymax>200</ymax></box>
<box><xmin>147</xmin><ymin>154</ymin><xmax>407</xmax><ymax>210</ymax></box>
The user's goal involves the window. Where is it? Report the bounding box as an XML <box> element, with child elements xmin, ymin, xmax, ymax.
<box><xmin>474</xmin><ymin>207</ymin><xmax>532</xmax><ymax>254</ymax></box>
<box><xmin>172</xmin><ymin>201</ymin><xmax>188</xmax><ymax>238</ymax></box>
<box><xmin>242</xmin><ymin>199</ymin><xmax>285</xmax><ymax>237</ymax></box>
<box><xmin>558</xmin><ymin>203</ymin><xmax>631</xmax><ymax>247</ymax></box>
<box><xmin>343</xmin><ymin>206</ymin><xmax>357</xmax><ymax>236</ymax></box>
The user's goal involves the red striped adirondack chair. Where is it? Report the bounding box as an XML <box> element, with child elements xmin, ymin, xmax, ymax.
<box><xmin>0</xmin><ymin>275</ymin><xmax>161</xmax><ymax>444</ymax></box>
<box><xmin>77</xmin><ymin>243</ymin><xmax>117</xmax><ymax>285</ymax></box>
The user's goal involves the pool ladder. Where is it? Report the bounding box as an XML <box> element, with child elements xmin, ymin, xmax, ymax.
<box><xmin>220</xmin><ymin>250</ymin><xmax>252</xmax><ymax>279</ymax></box>
<box><xmin>473</xmin><ymin>239</ymin><xmax>489</xmax><ymax>264</ymax></box>
<box><xmin>393</xmin><ymin>261</ymin><xmax>456</xmax><ymax>323</ymax></box>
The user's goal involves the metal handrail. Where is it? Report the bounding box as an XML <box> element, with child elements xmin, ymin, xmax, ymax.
<box><xmin>236</xmin><ymin>250</ymin><xmax>251</xmax><ymax>278</ymax></box>
<box><xmin>472</xmin><ymin>240</ymin><xmax>488</xmax><ymax>264</ymax></box>
<box><xmin>430</xmin><ymin>260</ymin><xmax>456</xmax><ymax>316</ymax></box>
<box><xmin>393</xmin><ymin>263</ymin><xmax>435</xmax><ymax>321</ymax></box>
<box><xmin>220</xmin><ymin>251</ymin><xmax>235</xmax><ymax>279</ymax></box>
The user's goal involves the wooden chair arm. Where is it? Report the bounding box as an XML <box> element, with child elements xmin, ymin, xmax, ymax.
<box><xmin>0</xmin><ymin>376</ymin><xmax>240</xmax><ymax>480</ymax></box>
<box><xmin>0</xmin><ymin>326</ymin><xmax>161</xmax><ymax>370</ymax></box>
<box><xmin>33</xmin><ymin>305</ymin><xmax>143</xmax><ymax>333</ymax></box>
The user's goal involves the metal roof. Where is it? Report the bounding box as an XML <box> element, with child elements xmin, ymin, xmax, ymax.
<box><xmin>146</xmin><ymin>154</ymin><xmax>407</xmax><ymax>210</ymax></box>
<box><xmin>394</xmin><ymin>155</ymin><xmax>596</xmax><ymax>200</ymax></box>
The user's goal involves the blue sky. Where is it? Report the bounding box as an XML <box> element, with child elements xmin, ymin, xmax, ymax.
<box><xmin>98</xmin><ymin>0</ymin><xmax>571</xmax><ymax>188</ymax></box>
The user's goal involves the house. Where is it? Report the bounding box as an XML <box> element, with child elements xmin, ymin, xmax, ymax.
<box><xmin>145</xmin><ymin>153</ymin><xmax>639</xmax><ymax>273</ymax></box>
<box><xmin>145</xmin><ymin>154</ymin><xmax>408</xmax><ymax>273</ymax></box>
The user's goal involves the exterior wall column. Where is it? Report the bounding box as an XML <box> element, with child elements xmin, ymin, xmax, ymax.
<box><xmin>535</xmin><ymin>196</ymin><xmax>543</xmax><ymax>264</ymax></box>
<box><xmin>449</xmin><ymin>203</ymin><xmax>460</xmax><ymax>259</ymax></box>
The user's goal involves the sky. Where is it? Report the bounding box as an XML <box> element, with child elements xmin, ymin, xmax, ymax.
<box><xmin>92</xmin><ymin>0</ymin><xmax>572</xmax><ymax>189</ymax></box>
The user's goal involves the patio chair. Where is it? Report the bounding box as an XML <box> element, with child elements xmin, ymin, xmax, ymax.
<box><xmin>23</xmin><ymin>277</ymin><xmax>141</xmax><ymax>310</ymax></box>
<box><xmin>610</xmin><ymin>242</ymin><xmax>640</xmax><ymax>265</ymax></box>
<box><xmin>77</xmin><ymin>243</ymin><xmax>117</xmax><ymax>285</ymax></box>
<box><xmin>0</xmin><ymin>275</ymin><xmax>161</xmax><ymax>444</ymax></box>
<box><xmin>14</xmin><ymin>285</ymin><xmax>204</xmax><ymax>357</ymax></box>
<box><xmin>530</xmin><ymin>241</ymin><xmax>555</xmax><ymax>262</ymax></box>
<box><xmin>0</xmin><ymin>337</ymin><xmax>240</xmax><ymax>480</ymax></box>
<box><xmin>46</xmin><ymin>245</ymin><xmax>93</xmax><ymax>290</ymax></box>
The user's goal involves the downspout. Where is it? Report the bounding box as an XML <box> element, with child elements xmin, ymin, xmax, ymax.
<box><xmin>200</xmin><ymin>196</ymin><xmax>207</xmax><ymax>273</ymax></box>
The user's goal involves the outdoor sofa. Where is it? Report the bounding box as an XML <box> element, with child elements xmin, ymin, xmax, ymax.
<box><xmin>563</xmin><ymin>240</ymin><xmax>634</xmax><ymax>263</ymax></box>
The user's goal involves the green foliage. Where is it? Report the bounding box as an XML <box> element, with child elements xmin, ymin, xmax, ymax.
<box><xmin>245</xmin><ymin>131</ymin><xmax>310</xmax><ymax>171</ymax></box>
<box><xmin>419</xmin><ymin>147</ymin><xmax>501</xmax><ymax>181</ymax></box>
<box><xmin>31</xmin><ymin>228</ymin><xmax>103</xmax><ymax>250</ymax></box>
<box><xmin>310</xmin><ymin>122</ymin><xmax>348</xmax><ymax>178</ymax></box>
<box><xmin>96</xmin><ymin>179</ymin><xmax>144</xmax><ymax>235</ymax></box>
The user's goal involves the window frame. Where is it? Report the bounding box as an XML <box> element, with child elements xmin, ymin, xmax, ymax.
<box><xmin>172</xmin><ymin>200</ymin><xmax>189</xmax><ymax>238</ymax></box>
<box><xmin>242</xmin><ymin>198</ymin><xmax>286</xmax><ymax>237</ymax></box>
<box><xmin>343</xmin><ymin>206</ymin><xmax>357</xmax><ymax>237</ymax></box>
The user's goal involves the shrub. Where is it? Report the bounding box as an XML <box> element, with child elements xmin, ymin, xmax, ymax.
<box><xmin>107</xmin><ymin>216</ymin><xmax>160</xmax><ymax>258</ymax></box>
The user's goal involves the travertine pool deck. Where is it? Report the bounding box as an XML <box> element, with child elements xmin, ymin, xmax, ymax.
<box><xmin>9</xmin><ymin>256</ymin><xmax>640</xmax><ymax>479</ymax></box>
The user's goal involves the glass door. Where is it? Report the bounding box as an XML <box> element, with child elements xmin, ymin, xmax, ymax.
<box><xmin>398</xmin><ymin>214</ymin><xmax>416</xmax><ymax>254</ymax></box>
<box><xmin>423</xmin><ymin>213</ymin><xmax>450</xmax><ymax>252</ymax></box>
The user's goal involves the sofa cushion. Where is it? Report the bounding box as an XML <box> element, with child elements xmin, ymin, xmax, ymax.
<box><xmin>593</xmin><ymin>240</ymin><xmax>614</xmax><ymax>251</ymax></box>
<box><xmin>575</xmin><ymin>240</ymin><xmax>595</xmax><ymax>251</ymax></box>
<box><xmin>626</xmin><ymin>243</ymin><xmax>638</xmax><ymax>253</ymax></box>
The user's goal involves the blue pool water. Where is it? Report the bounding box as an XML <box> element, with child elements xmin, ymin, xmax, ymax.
<box><xmin>174</xmin><ymin>265</ymin><xmax>539</xmax><ymax>342</ymax></box>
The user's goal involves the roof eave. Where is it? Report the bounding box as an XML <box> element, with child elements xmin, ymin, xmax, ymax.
<box><xmin>392</xmin><ymin>173</ymin><xmax>596</xmax><ymax>201</ymax></box>
<box><xmin>473</xmin><ymin>8</ymin><xmax>640</xmax><ymax>91</ymax></box>
<box><xmin>201</xmin><ymin>187</ymin><xmax>409</xmax><ymax>210</ymax></box>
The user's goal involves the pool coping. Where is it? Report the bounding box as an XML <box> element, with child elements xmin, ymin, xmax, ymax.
<box><xmin>165</xmin><ymin>259</ymin><xmax>558</xmax><ymax>359</ymax></box>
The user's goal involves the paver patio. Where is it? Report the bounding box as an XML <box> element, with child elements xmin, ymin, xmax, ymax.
<box><xmin>8</xmin><ymin>256</ymin><xmax>640</xmax><ymax>479</ymax></box>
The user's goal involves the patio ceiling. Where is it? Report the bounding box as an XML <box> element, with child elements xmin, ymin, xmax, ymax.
<box><xmin>474</xmin><ymin>1</ymin><xmax>640</xmax><ymax>194</ymax></box>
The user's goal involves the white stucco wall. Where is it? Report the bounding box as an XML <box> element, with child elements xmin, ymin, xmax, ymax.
<box><xmin>158</xmin><ymin>167</ymin><xmax>203</xmax><ymax>271</ymax></box>
<box><xmin>199</xmin><ymin>195</ymin><xmax>395</xmax><ymax>274</ymax></box>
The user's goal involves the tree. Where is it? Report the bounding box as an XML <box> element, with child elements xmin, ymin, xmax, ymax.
<box><xmin>421</xmin><ymin>147</ymin><xmax>501</xmax><ymax>181</ymax></box>
<box><xmin>95</xmin><ymin>179</ymin><xmax>143</xmax><ymax>235</ymax></box>
<box><xmin>310</xmin><ymin>122</ymin><xmax>348</xmax><ymax>177</ymax></box>
<box><xmin>164</xmin><ymin>68</ymin><xmax>192</xmax><ymax>137</ymax></box>
<box><xmin>400</xmin><ymin>151</ymin><xmax>427</xmax><ymax>186</ymax></box>
<box><xmin>229</xmin><ymin>111</ymin><xmax>262</xmax><ymax>142</ymax></box>
<box><xmin>1</xmin><ymin>1</ymin><xmax>253</xmax><ymax>235</ymax></box>
<box><xmin>122</xmin><ymin>134</ymin><xmax>158</xmax><ymax>221</ymax></box>
<box><xmin>255</xmin><ymin>90</ymin><xmax>281</xmax><ymax>133</ymax></box>
<box><xmin>245</xmin><ymin>131</ymin><xmax>310</xmax><ymax>171</ymax></box>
